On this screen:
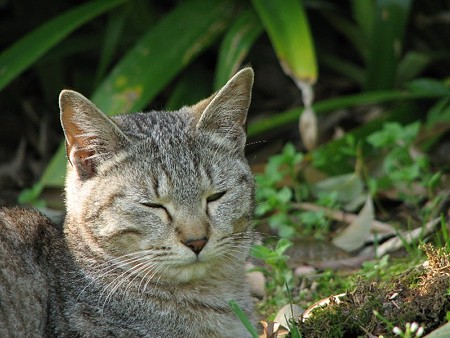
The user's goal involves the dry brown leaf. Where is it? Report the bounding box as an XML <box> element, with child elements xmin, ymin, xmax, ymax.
<box><xmin>259</xmin><ymin>320</ymin><xmax>289</xmax><ymax>338</ymax></box>
<box><xmin>332</xmin><ymin>196</ymin><xmax>374</xmax><ymax>252</ymax></box>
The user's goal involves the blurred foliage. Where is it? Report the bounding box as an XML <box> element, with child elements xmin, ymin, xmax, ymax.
<box><xmin>0</xmin><ymin>0</ymin><xmax>448</xmax><ymax>202</ymax></box>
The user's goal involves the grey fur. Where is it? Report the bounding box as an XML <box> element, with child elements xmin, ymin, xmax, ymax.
<box><xmin>0</xmin><ymin>68</ymin><xmax>255</xmax><ymax>337</ymax></box>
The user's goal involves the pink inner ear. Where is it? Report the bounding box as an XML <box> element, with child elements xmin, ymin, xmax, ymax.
<box><xmin>63</xmin><ymin>114</ymin><xmax>95</xmax><ymax>159</ymax></box>
<box><xmin>63</xmin><ymin>117</ymin><xmax>98</xmax><ymax>178</ymax></box>
<box><xmin>69</xmin><ymin>145</ymin><xmax>96</xmax><ymax>178</ymax></box>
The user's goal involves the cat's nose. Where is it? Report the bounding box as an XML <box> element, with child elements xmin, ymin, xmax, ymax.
<box><xmin>183</xmin><ymin>237</ymin><xmax>208</xmax><ymax>255</ymax></box>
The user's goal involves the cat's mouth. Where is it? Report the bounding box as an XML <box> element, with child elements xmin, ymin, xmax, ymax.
<box><xmin>166</xmin><ymin>260</ymin><xmax>210</xmax><ymax>282</ymax></box>
<box><xmin>183</xmin><ymin>253</ymin><xmax>209</xmax><ymax>265</ymax></box>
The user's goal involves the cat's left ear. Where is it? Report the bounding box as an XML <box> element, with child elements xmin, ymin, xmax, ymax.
<box><xmin>59</xmin><ymin>90</ymin><xmax>130</xmax><ymax>179</ymax></box>
<box><xmin>194</xmin><ymin>67</ymin><xmax>253</xmax><ymax>151</ymax></box>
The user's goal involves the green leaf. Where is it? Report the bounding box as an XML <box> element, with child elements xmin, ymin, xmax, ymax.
<box><xmin>38</xmin><ymin>143</ymin><xmax>68</xmax><ymax>188</ymax></box>
<box><xmin>366</xmin><ymin>0</ymin><xmax>413</xmax><ymax>90</ymax></box>
<box><xmin>406</xmin><ymin>78</ymin><xmax>450</xmax><ymax>97</ymax></box>
<box><xmin>0</xmin><ymin>0</ymin><xmax>127</xmax><ymax>92</ymax></box>
<box><xmin>366</xmin><ymin>121</ymin><xmax>420</xmax><ymax>148</ymax></box>
<box><xmin>17</xmin><ymin>181</ymin><xmax>45</xmax><ymax>208</ymax></box>
<box><xmin>351</xmin><ymin>0</ymin><xmax>375</xmax><ymax>49</ymax></box>
<box><xmin>277</xmin><ymin>187</ymin><xmax>293</xmax><ymax>204</ymax></box>
<box><xmin>251</xmin><ymin>0</ymin><xmax>317</xmax><ymax>84</ymax></box>
<box><xmin>214</xmin><ymin>8</ymin><xmax>263</xmax><ymax>90</ymax></box>
<box><xmin>426</xmin><ymin>97</ymin><xmax>450</xmax><ymax>127</ymax></box>
<box><xmin>269</xmin><ymin>213</ymin><xmax>295</xmax><ymax>238</ymax></box>
<box><xmin>94</xmin><ymin>6</ymin><xmax>129</xmax><ymax>86</ymax></box>
<box><xmin>91</xmin><ymin>0</ymin><xmax>236</xmax><ymax>115</ymax></box>
<box><xmin>275</xmin><ymin>238</ymin><xmax>293</xmax><ymax>255</ymax></box>
<box><xmin>251</xmin><ymin>245</ymin><xmax>276</xmax><ymax>261</ymax></box>
<box><xmin>39</xmin><ymin>0</ymin><xmax>236</xmax><ymax>190</ymax></box>
<box><xmin>395</xmin><ymin>51</ymin><xmax>432</xmax><ymax>86</ymax></box>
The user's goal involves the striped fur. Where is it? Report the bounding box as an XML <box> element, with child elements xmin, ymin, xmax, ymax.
<box><xmin>0</xmin><ymin>68</ymin><xmax>256</xmax><ymax>337</ymax></box>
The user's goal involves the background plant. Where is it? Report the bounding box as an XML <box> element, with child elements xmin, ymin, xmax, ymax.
<box><xmin>251</xmin><ymin>238</ymin><xmax>295</xmax><ymax>316</ymax></box>
<box><xmin>0</xmin><ymin>0</ymin><xmax>447</xmax><ymax>203</ymax></box>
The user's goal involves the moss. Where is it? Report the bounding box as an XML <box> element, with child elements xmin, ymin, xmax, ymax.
<box><xmin>295</xmin><ymin>244</ymin><xmax>450</xmax><ymax>337</ymax></box>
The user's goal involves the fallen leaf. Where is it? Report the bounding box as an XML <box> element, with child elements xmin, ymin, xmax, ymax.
<box><xmin>424</xmin><ymin>322</ymin><xmax>450</xmax><ymax>337</ymax></box>
<box><xmin>332</xmin><ymin>196</ymin><xmax>374</xmax><ymax>252</ymax></box>
<box><xmin>311</xmin><ymin>173</ymin><xmax>365</xmax><ymax>211</ymax></box>
<box><xmin>259</xmin><ymin>320</ymin><xmax>289</xmax><ymax>338</ymax></box>
<box><xmin>274</xmin><ymin>304</ymin><xmax>304</xmax><ymax>331</ymax></box>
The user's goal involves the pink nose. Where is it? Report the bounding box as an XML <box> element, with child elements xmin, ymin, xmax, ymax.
<box><xmin>183</xmin><ymin>237</ymin><xmax>208</xmax><ymax>254</ymax></box>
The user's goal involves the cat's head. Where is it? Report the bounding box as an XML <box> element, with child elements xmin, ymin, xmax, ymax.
<box><xmin>60</xmin><ymin>68</ymin><xmax>255</xmax><ymax>283</ymax></box>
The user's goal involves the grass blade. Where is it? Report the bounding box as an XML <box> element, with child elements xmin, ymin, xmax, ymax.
<box><xmin>251</xmin><ymin>0</ymin><xmax>317</xmax><ymax>84</ymax></box>
<box><xmin>228</xmin><ymin>300</ymin><xmax>259</xmax><ymax>338</ymax></box>
<box><xmin>214</xmin><ymin>8</ymin><xmax>263</xmax><ymax>90</ymax></box>
<box><xmin>0</xmin><ymin>0</ymin><xmax>126</xmax><ymax>92</ymax></box>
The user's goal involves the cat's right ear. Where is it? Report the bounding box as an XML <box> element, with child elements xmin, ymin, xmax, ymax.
<box><xmin>59</xmin><ymin>90</ymin><xmax>130</xmax><ymax>179</ymax></box>
<box><xmin>193</xmin><ymin>67</ymin><xmax>253</xmax><ymax>152</ymax></box>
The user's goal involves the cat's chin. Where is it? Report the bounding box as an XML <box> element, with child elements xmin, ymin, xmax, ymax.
<box><xmin>163</xmin><ymin>262</ymin><xmax>209</xmax><ymax>283</ymax></box>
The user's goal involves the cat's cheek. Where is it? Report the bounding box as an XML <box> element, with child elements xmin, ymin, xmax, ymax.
<box><xmin>209</xmin><ymin>207</ymin><xmax>246</xmax><ymax>234</ymax></box>
<box><xmin>232</xmin><ymin>216</ymin><xmax>250</xmax><ymax>232</ymax></box>
<box><xmin>104</xmin><ymin>233</ymin><xmax>145</xmax><ymax>255</ymax></box>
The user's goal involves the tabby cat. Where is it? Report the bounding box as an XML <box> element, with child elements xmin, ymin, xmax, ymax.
<box><xmin>0</xmin><ymin>68</ymin><xmax>256</xmax><ymax>337</ymax></box>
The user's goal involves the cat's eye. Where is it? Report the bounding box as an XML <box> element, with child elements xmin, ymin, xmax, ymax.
<box><xmin>206</xmin><ymin>191</ymin><xmax>226</xmax><ymax>203</ymax></box>
<box><xmin>140</xmin><ymin>202</ymin><xmax>171</xmax><ymax>221</ymax></box>
<box><xmin>140</xmin><ymin>202</ymin><xmax>166</xmax><ymax>210</ymax></box>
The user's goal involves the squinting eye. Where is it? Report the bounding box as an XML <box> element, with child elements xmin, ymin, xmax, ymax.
<box><xmin>140</xmin><ymin>202</ymin><xmax>166</xmax><ymax>210</ymax></box>
<box><xmin>140</xmin><ymin>202</ymin><xmax>171</xmax><ymax>221</ymax></box>
<box><xmin>206</xmin><ymin>191</ymin><xmax>226</xmax><ymax>203</ymax></box>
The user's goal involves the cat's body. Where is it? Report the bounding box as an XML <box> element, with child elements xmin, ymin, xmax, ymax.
<box><xmin>0</xmin><ymin>68</ymin><xmax>256</xmax><ymax>337</ymax></box>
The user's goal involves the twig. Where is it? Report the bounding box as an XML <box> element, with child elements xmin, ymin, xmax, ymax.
<box><xmin>374</xmin><ymin>217</ymin><xmax>441</xmax><ymax>257</ymax></box>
